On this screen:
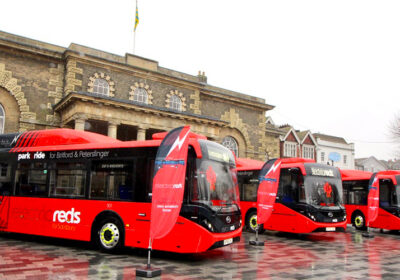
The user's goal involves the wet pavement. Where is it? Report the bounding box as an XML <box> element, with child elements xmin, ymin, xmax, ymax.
<box><xmin>1</xmin><ymin>226</ymin><xmax>400</xmax><ymax>279</ymax></box>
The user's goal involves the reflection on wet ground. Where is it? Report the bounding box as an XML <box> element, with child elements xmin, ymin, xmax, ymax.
<box><xmin>1</xmin><ymin>227</ymin><xmax>400</xmax><ymax>279</ymax></box>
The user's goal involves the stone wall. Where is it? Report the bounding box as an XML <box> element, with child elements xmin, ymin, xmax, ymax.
<box><xmin>0</xmin><ymin>31</ymin><xmax>280</xmax><ymax>160</ymax></box>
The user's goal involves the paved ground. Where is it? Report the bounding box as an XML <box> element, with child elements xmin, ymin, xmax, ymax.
<box><xmin>1</xmin><ymin>227</ymin><xmax>400</xmax><ymax>279</ymax></box>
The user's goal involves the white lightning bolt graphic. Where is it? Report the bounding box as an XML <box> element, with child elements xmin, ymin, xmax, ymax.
<box><xmin>266</xmin><ymin>161</ymin><xmax>281</xmax><ymax>176</ymax></box>
<box><xmin>11</xmin><ymin>134</ymin><xmax>21</xmax><ymax>146</ymax></box>
<box><xmin>166</xmin><ymin>129</ymin><xmax>190</xmax><ymax>158</ymax></box>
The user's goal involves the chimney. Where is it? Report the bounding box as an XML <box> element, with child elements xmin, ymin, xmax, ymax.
<box><xmin>197</xmin><ymin>71</ymin><xmax>207</xmax><ymax>83</ymax></box>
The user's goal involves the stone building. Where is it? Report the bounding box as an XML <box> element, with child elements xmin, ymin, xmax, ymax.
<box><xmin>0</xmin><ymin>30</ymin><xmax>278</xmax><ymax>160</ymax></box>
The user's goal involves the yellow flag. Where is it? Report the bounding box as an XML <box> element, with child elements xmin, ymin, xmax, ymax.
<box><xmin>134</xmin><ymin>2</ymin><xmax>139</xmax><ymax>32</ymax></box>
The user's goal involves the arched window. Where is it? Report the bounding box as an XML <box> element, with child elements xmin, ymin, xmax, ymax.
<box><xmin>93</xmin><ymin>78</ymin><xmax>109</xmax><ymax>96</ymax></box>
<box><xmin>222</xmin><ymin>136</ymin><xmax>238</xmax><ymax>156</ymax></box>
<box><xmin>0</xmin><ymin>104</ymin><xmax>4</xmax><ymax>134</ymax></box>
<box><xmin>170</xmin><ymin>95</ymin><xmax>182</xmax><ymax>111</ymax></box>
<box><xmin>133</xmin><ymin>87</ymin><xmax>148</xmax><ymax>103</ymax></box>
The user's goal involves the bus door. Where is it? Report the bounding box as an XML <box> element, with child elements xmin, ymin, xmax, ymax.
<box><xmin>0</xmin><ymin>195</ymin><xmax>10</xmax><ymax>229</ymax></box>
<box><xmin>0</xmin><ymin>160</ymin><xmax>12</xmax><ymax>229</ymax></box>
<box><xmin>377</xmin><ymin>177</ymin><xmax>399</xmax><ymax>228</ymax></box>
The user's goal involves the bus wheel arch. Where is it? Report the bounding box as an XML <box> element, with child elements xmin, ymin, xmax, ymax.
<box><xmin>91</xmin><ymin>211</ymin><xmax>125</xmax><ymax>253</ymax></box>
<box><xmin>351</xmin><ymin>211</ymin><xmax>367</xmax><ymax>231</ymax></box>
<box><xmin>245</xmin><ymin>208</ymin><xmax>265</xmax><ymax>234</ymax></box>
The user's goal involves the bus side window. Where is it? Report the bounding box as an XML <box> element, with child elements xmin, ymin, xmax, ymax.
<box><xmin>133</xmin><ymin>157</ymin><xmax>154</xmax><ymax>203</ymax></box>
<box><xmin>0</xmin><ymin>162</ymin><xmax>12</xmax><ymax>195</ymax></box>
<box><xmin>90</xmin><ymin>160</ymin><xmax>135</xmax><ymax>201</ymax></box>
<box><xmin>50</xmin><ymin>162</ymin><xmax>86</xmax><ymax>198</ymax></box>
<box><xmin>344</xmin><ymin>180</ymin><xmax>368</xmax><ymax>205</ymax></box>
<box><xmin>278</xmin><ymin>168</ymin><xmax>302</xmax><ymax>203</ymax></box>
<box><xmin>278</xmin><ymin>169</ymin><xmax>291</xmax><ymax>202</ymax></box>
<box><xmin>379</xmin><ymin>179</ymin><xmax>394</xmax><ymax>207</ymax></box>
<box><xmin>239</xmin><ymin>172</ymin><xmax>258</xmax><ymax>202</ymax></box>
<box><xmin>16</xmin><ymin>162</ymin><xmax>47</xmax><ymax>197</ymax></box>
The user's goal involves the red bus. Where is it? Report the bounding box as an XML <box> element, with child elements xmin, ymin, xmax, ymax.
<box><xmin>341</xmin><ymin>169</ymin><xmax>400</xmax><ymax>230</ymax></box>
<box><xmin>237</xmin><ymin>157</ymin><xmax>347</xmax><ymax>233</ymax></box>
<box><xmin>0</xmin><ymin>128</ymin><xmax>242</xmax><ymax>253</ymax></box>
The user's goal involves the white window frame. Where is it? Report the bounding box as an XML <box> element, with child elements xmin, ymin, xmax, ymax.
<box><xmin>222</xmin><ymin>136</ymin><xmax>239</xmax><ymax>157</ymax></box>
<box><xmin>284</xmin><ymin>142</ymin><xmax>297</xmax><ymax>157</ymax></box>
<box><xmin>170</xmin><ymin>95</ymin><xmax>182</xmax><ymax>111</ymax></box>
<box><xmin>133</xmin><ymin>87</ymin><xmax>148</xmax><ymax>103</ymax></box>
<box><xmin>93</xmin><ymin>78</ymin><xmax>110</xmax><ymax>96</ymax></box>
<box><xmin>302</xmin><ymin>145</ymin><xmax>315</xmax><ymax>159</ymax></box>
<box><xmin>321</xmin><ymin>152</ymin><xmax>325</xmax><ymax>162</ymax></box>
<box><xmin>0</xmin><ymin>104</ymin><xmax>5</xmax><ymax>134</ymax></box>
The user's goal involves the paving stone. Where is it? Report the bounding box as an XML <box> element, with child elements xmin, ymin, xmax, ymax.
<box><xmin>2</xmin><ymin>227</ymin><xmax>400</xmax><ymax>279</ymax></box>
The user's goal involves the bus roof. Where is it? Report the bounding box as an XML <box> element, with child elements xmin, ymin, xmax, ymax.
<box><xmin>3</xmin><ymin>128</ymin><xmax>203</xmax><ymax>157</ymax></box>
<box><xmin>3</xmin><ymin>128</ymin><xmax>159</xmax><ymax>153</ymax></box>
<box><xmin>236</xmin><ymin>157</ymin><xmax>264</xmax><ymax>171</ymax></box>
<box><xmin>236</xmin><ymin>157</ymin><xmax>315</xmax><ymax>172</ymax></box>
<box><xmin>340</xmin><ymin>169</ymin><xmax>400</xmax><ymax>181</ymax></box>
<box><xmin>376</xmin><ymin>170</ymin><xmax>400</xmax><ymax>177</ymax></box>
<box><xmin>152</xmin><ymin>131</ymin><xmax>207</xmax><ymax>140</ymax></box>
<box><xmin>340</xmin><ymin>169</ymin><xmax>373</xmax><ymax>180</ymax></box>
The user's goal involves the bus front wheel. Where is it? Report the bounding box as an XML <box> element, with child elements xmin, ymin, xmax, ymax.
<box><xmin>95</xmin><ymin>217</ymin><xmax>124</xmax><ymax>253</ymax></box>
<box><xmin>246</xmin><ymin>210</ymin><xmax>265</xmax><ymax>234</ymax></box>
<box><xmin>352</xmin><ymin>212</ymin><xmax>367</xmax><ymax>231</ymax></box>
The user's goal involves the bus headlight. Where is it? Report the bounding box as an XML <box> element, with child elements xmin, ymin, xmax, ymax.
<box><xmin>201</xmin><ymin>219</ymin><xmax>214</xmax><ymax>232</ymax></box>
<box><xmin>306</xmin><ymin>212</ymin><xmax>316</xmax><ymax>221</ymax></box>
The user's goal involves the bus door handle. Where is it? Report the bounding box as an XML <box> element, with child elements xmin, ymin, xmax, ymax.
<box><xmin>138</xmin><ymin>213</ymin><xmax>146</xmax><ymax>217</ymax></box>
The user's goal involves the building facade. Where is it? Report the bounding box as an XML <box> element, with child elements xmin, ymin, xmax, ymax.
<box><xmin>313</xmin><ymin>133</ymin><xmax>355</xmax><ymax>169</ymax></box>
<box><xmin>278</xmin><ymin>125</ymin><xmax>317</xmax><ymax>160</ymax></box>
<box><xmin>0</xmin><ymin>30</ymin><xmax>279</xmax><ymax>160</ymax></box>
<box><xmin>355</xmin><ymin>157</ymin><xmax>388</xmax><ymax>172</ymax></box>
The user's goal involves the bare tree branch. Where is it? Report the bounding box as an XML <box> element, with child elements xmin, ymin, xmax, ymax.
<box><xmin>390</xmin><ymin>112</ymin><xmax>400</xmax><ymax>157</ymax></box>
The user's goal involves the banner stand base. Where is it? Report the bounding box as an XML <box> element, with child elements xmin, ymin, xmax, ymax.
<box><xmin>136</xmin><ymin>267</ymin><xmax>162</xmax><ymax>278</ymax></box>
<box><xmin>249</xmin><ymin>240</ymin><xmax>265</xmax><ymax>246</ymax></box>
<box><xmin>362</xmin><ymin>232</ymin><xmax>374</xmax><ymax>238</ymax></box>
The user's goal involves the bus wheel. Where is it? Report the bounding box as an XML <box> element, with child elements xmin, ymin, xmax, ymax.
<box><xmin>352</xmin><ymin>212</ymin><xmax>366</xmax><ymax>231</ymax></box>
<box><xmin>246</xmin><ymin>210</ymin><xmax>265</xmax><ymax>234</ymax></box>
<box><xmin>96</xmin><ymin>217</ymin><xmax>124</xmax><ymax>253</ymax></box>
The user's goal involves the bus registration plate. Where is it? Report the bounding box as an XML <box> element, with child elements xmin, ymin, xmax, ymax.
<box><xmin>326</xmin><ymin>227</ymin><xmax>336</xmax><ymax>232</ymax></box>
<box><xmin>223</xmin><ymin>238</ymin><xmax>233</xmax><ymax>245</ymax></box>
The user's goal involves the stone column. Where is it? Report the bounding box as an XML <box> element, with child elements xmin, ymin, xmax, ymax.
<box><xmin>108</xmin><ymin>122</ymin><xmax>119</xmax><ymax>139</ymax></box>
<box><xmin>137</xmin><ymin>127</ymin><xmax>146</xmax><ymax>140</ymax></box>
<box><xmin>74</xmin><ymin>118</ymin><xmax>86</xmax><ymax>131</ymax></box>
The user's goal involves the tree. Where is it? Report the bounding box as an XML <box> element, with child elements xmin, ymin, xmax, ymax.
<box><xmin>390</xmin><ymin>113</ymin><xmax>400</xmax><ymax>157</ymax></box>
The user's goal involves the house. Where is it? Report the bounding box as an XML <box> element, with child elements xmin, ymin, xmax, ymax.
<box><xmin>313</xmin><ymin>133</ymin><xmax>355</xmax><ymax>169</ymax></box>
<box><xmin>355</xmin><ymin>157</ymin><xmax>388</xmax><ymax>172</ymax></box>
<box><xmin>279</xmin><ymin>125</ymin><xmax>317</xmax><ymax>160</ymax></box>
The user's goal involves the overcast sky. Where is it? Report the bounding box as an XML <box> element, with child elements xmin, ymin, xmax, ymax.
<box><xmin>1</xmin><ymin>0</ymin><xmax>399</xmax><ymax>160</ymax></box>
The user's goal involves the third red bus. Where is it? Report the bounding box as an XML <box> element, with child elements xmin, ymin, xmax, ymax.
<box><xmin>237</xmin><ymin>157</ymin><xmax>347</xmax><ymax>233</ymax></box>
<box><xmin>341</xmin><ymin>169</ymin><xmax>400</xmax><ymax>231</ymax></box>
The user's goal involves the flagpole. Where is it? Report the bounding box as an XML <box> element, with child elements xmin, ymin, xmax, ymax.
<box><xmin>133</xmin><ymin>0</ymin><xmax>137</xmax><ymax>54</ymax></box>
<box><xmin>133</xmin><ymin>30</ymin><xmax>136</xmax><ymax>54</ymax></box>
